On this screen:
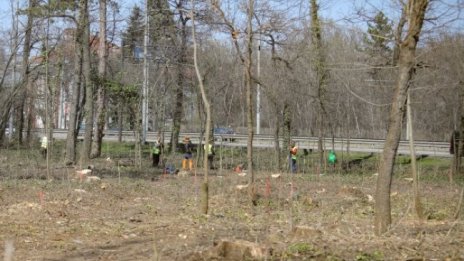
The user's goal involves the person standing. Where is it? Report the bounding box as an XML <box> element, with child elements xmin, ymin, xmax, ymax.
<box><xmin>328</xmin><ymin>150</ymin><xmax>337</xmax><ymax>170</ymax></box>
<box><xmin>182</xmin><ymin>136</ymin><xmax>194</xmax><ymax>171</ymax></box>
<box><xmin>152</xmin><ymin>139</ymin><xmax>162</xmax><ymax>167</ymax></box>
<box><xmin>204</xmin><ymin>139</ymin><xmax>215</xmax><ymax>170</ymax></box>
<box><xmin>40</xmin><ymin>136</ymin><xmax>48</xmax><ymax>159</ymax></box>
<box><xmin>289</xmin><ymin>142</ymin><xmax>298</xmax><ymax>173</ymax></box>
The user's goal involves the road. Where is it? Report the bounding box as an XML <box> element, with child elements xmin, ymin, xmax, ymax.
<box><xmin>42</xmin><ymin>129</ymin><xmax>451</xmax><ymax>157</ymax></box>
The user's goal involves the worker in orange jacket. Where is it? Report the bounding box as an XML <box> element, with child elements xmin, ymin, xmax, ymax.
<box><xmin>289</xmin><ymin>142</ymin><xmax>298</xmax><ymax>173</ymax></box>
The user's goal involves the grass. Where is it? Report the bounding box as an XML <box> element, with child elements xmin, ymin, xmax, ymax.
<box><xmin>3</xmin><ymin>140</ymin><xmax>457</xmax><ymax>179</ymax></box>
<box><xmin>1</xmin><ymin>144</ymin><xmax>463</xmax><ymax>260</ymax></box>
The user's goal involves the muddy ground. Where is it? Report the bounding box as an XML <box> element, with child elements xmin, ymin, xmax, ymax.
<box><xmin>0</xmin><ymin>148</ymin><xmax>463</xmax><ymax>260</ymax></box>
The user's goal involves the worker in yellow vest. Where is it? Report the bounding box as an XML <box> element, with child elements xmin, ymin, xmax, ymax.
<box><xmin>204</xmin><ymin>140</ymin><xmax>215</xmax><ymax>170</ymax></box>
<box><xmin>151</xmin><ymin>139</ymin><xmax>163</xmax><ymax>167</ymax></box>
<box><xmin>40</xmin><ymin>136</ymin><xmax>48</xmax><ymax>159</ymax></box>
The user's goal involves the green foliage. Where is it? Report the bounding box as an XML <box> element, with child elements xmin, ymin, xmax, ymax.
<box><xmin>148</xmin><ymin>0</ymin><xmax>176</xmax><ymax>44</ymax></box>
<box><xmin>363</xmin><ymin>11</ymin><xmax>393</xmax><ymax>62</ymax></box>
<box><xmin>102</xmin><ymin>141</ymin><xmax>137</xmax><ymax>154</ymax></box>
<box><xmin>107</xmin><ymin>80</ymin><xmax>139</xmax><ymax>103</ymax></box>
<box><xmin>356</xmin><ymin>250</ymin><xmax>383</xmax><ymax>261</ymax></box>
<box><xmin>122</xmin><ymin>6</ymin><xmax>144</xmax><ymax>60</ymax></box>
<box><xmin>18</xmin><ymin>0</ymin><xmax>78</xmax><ymax>18</ymax></box>
<box><xmin>46</xmin><ymin>0</ymin><xmax>77</xmax><ymax>12</ymax></box>
<box><xmin>415</xmin><ymin>157</ymin><xmax>451</xmax><ymax>168</ymax></box>
<box><xmin>287</xmin><ymin>242</ymin><xmax>315</xmax><ymax>255</ymax></box>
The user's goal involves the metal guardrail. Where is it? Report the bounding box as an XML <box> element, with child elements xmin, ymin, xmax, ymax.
<box><xmin>43</xmin><ymin>129</ymin><xmax>451</xmax><ymax>157</ymax></box>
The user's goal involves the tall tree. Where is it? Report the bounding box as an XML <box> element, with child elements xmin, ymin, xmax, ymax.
<box><xmin>91</xmin><ymin>0</ymin><xmax>108</xmax><ymax>158</ymax></box>
<box><xmin>120</xmin><ymin>5</ymin><xmax>144</xmax><ymax>136</ymax></box>
<box><xmin>362</xmin><ymin>10</ymin><xmax>397</xmax><ymax>160</ymax></box>
<box><xmin>310</xmin><ymin>0</ymin><xmax>329</xmax><ymax>174</ymax></box>
<box><xmin>13</xmin><ymin>0</ymin><xmax>36</xmax><ymax>145</ymax></box>
<box><xmin>170</xmin><ymin>0</ymin><xmax>190</xmax><ymax>153</ymax></box>
<box><xmin>191</xmin><ymin>0</ymin><xmax>211</xmax><ymax>214</ymax></box>
<box><xmin>149</xmin><ymin>0</ymin><xmax>176</xmax><ymax>53</ymax></box>
<box><xmin>65</xmin><ymin>0</ymin><xmax>87</xmax><ymax>165</ymax></box>
<box><xmin>374</xmin><ymin>0</ymin><xmax>429</xmax><ymax>235</ymax></box>
<box><xmin>148</xmin><ymin>0</ymin><xmax>176</xmax><ymax>136</ymax></box>
<box><xmin>82</xmin><ymin>0</ymin><xmax>93</xmax><ymax>162</ymax></box>
<box><xmin>452</xmin><ymin>81</ymin><xmax>464</xmax><ymax>180</ymax></box>
<box><xmin>212</xmin><ymin>0</ymin><xmax>257</xmax><ymax>205</ymax></box>
<box><xmin>245</xmin><ymin>0</ymin><xmax>256</xmax><ymax>205</ymax></box>
<box><xmin>364</xmin><ymin>11</ymin><xmax>394</xmax><ymax>66</ymax></box>
<box><xmin>0</xmin><ymin>0</ymin><xmax>21</xmax><ymax>144</ymax></box>
<box><xmin>122</xmin><ymin>6</ymin><xmax>144</xmax><ymax>64</ymax></box>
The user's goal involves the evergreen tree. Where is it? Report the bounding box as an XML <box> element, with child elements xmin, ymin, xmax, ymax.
<box><xmin>149</xmin><ymin>0</ymin><xmax>176</xmax><ymax>49</ymax></box>
<box><xmin>122</xmin><ymin>6</ymin><xmax>144</xmax><ymax>63</ymax></box>
<box><xmin>364</xmin><ymin>11</ymin><xmax>394</xmax><ymax>65</ymax></box>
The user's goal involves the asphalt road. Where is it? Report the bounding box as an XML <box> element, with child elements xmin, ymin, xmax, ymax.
<box><xmin>43</xmin><ymin>129</ymin><xmax>451</xmax><ymax>157</ymax></box>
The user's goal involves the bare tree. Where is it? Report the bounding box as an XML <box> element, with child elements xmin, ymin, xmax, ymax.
<box><xmin>191</xmin><ymin>0</ymin><xmax>211</xmax><ymax>214</ymax></box>
<box><xmin>0</xmin><ymin>1</ymin><xmax>22</xmax><ymax>145</ymax></box>
<box><xmin>91</xmin><ymin>0</ymin><xmax>108</xmax><ymax>158</ymax></box>
<box><xmin>82</xmin><ymin>0</ymin><xmax>94</xmax><ymax>163</ymax></box>
<box><xmin>12</xmin><ymin>0</ymin><xmax>36</xmax><ymax>145</ymax></box>
<box><xmin>212</xmin><ymin>0</ymin><xmax>257</xmax><ymax>205</ymax></box>
<box><xmin>65</xmin><ymin>0</ymin><xmax>87</xmax><ymax>165</ymax></box>
<box><xmin>310</xmin><ymin>0</ymin><xmax>329</xmax><ymax>175</ymax></box>
<box><xmin>170</xmin><ymin>0</ymin><xmax>190</xmax><ymax>153</ymax></box>
<box><xmin>375</xmin><ymin>0</ymin><xmax>429</xmax><ymax>235</ymax></box>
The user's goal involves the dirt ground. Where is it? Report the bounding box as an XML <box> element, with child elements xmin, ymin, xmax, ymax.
<box><xmin>0</xmin><ymin>150</ymin><xmax>463</xmax><ymax>260</ymax></box>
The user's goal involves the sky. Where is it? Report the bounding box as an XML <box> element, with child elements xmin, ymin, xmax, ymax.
<box><xmin>0</xmin><ymin>0</ymin><xmax>461</xmax><ymax>39</ymax></box>
<box><xmin>0</xmin><ymin>0</ymin><xmax>391</xmax><ymax>31</ymax></box>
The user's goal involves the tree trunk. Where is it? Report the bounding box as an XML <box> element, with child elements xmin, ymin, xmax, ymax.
<box><xmin>14</xmin><ymin>99</ymin><xmax>25</xmax><ymax>144</ymax></box>
<box><xmin>273</xmin><ymin>107</ymin><xmax>281</xmax><ymax>171</ymax></box>
<box><xmin>117</xmin><ymin>103</ymin><xmax>123</xmax><ymax>142</ymax></box>
<box><xmin>245</xmin><ymin>0</ymin><xmax>256</xmax><ymax>206</ymax></box>
<box><xmin>14</xmin><ymin>0</ymin><xmax>35</xmax><ymax>145</ymax></box>
<box><xmin>407</xmin><ymin>91</ymin><xmax>424</xmax><ymax>219</ymax></box>
<box><xmin>392</xmin><ymin>7</ymin><xmax>407</xmax><ymax>66</ymax></box>
<box><xmin>44</xmin><ymin>12</ymin><xmax>52</xmax><ymax>178</ymax></box>
<box><xmin>374</xmin><ymin>0</ymin><xmax>428</xmax><ymax>235</ymax></box>
<box><xmin>0</xmin><ymin>48</ymin><xmax>20</xmax><ymax>144</ymax></box>
<box><xmin>191</xmin><ymin>3</ymin><xmax>211</xmax><ymax>214</ymax></box>
<box><xmin>452</xmin><ymin>81</ymin><xmax>464</xmax><ymax>180</ymax></box>
<box><xmin>91</xmin><ymin>0</ymin><xmax>108</xmax><ymax>158</ymax></box>
<box><xmin>310</xmin><ymin>0</ymin><xmax>328</xmax><ymax>176</ymax></box>
<box><xmin>170</xmin><ymin>23</ymin><xmax>187</xmax><ymax>153</ymax></box>
<box><xmin>282</xmin><ymin>103</ymin><xmax>291</xmax><ymax>170</ymax></box>
<box><xmin>65</xmin><ymin>0</ymin><xmax>86</xmax><ymax>165</ymax></box>
<box><xmin>26</xmin><ymin>90</ymin><xmax>35</xmax><ymax>145</ymax></box>
<box><xmin>457</xmin><ymin>83</ymin><xmax>464</xmax><ymax>177</ymax></box>
<box><xmin>211</xmin><ymin>0</ymin><xmax>256</xmax><ymax>206</ymax></box>
<box><xmin>82</xmin><ymin>0</ymin><xmax>94</xmax><ymax>163</ymax></box>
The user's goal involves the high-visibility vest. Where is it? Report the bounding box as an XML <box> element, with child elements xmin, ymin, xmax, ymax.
<box><xmin>41</xmin><ymin>137</ymin><xmax>48</xmax><ymax>149</ymax></box>
<box><xmin>152</xmin><ymin>145</ymin><xmax>160</xmax><ymax>154</ymax></box>
<box><xmin>328</xmin><ymin>151</ymin><xmax>337</xmax><ymax>164</ymax></box>
<box><xmin>204</xmin><ymin>144</ymin><xmax>213</xmax><ymax>155</ymax></box>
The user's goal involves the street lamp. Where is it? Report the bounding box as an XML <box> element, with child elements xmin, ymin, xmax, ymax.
<box><xmin>142</xmin><ymin>0</ymin><xmax>149</xmax><ymax>143</ymax></box>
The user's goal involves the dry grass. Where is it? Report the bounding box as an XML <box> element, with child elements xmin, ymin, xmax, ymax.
<box><xmin>0</xmin><ymin>146</ymin><xmax>463</xmax><ymax>260</ymax></box>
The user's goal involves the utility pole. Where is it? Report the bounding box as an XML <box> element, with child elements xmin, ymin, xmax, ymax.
<box><xmin>8</xmin><ymin>0</ymin><xmax>19</xmax><ymax>141</ymax></box>
<box><xmin>407</xmin><ymin>90</ymin><xmax>423</xmax><ymax>219</ymax></box>
<box><xmin>45</xmin><ymin>6</ymin><xmax>51</xmax><ymax>178</ymax></box>
<box><xmin>142</xmin><ymin>0</ymin><xmax>149</xmax><ymax>143</ymax></box>
<box><xmin>256</xmin><ymin>32</ymin><xmax>261</xmax><ymax>134</ymax></box>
